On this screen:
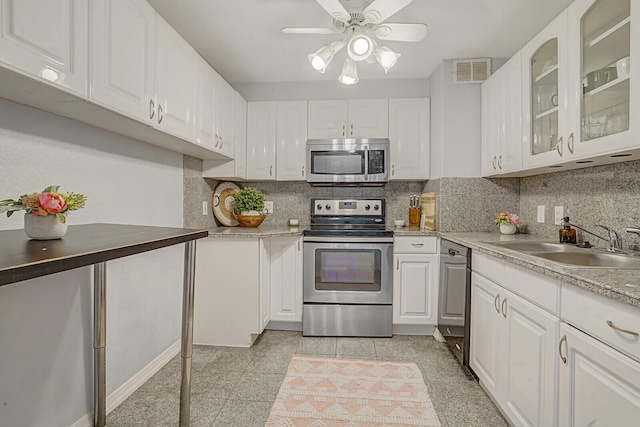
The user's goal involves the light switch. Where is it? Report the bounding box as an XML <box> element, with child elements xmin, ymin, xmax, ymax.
<box><xmin>202</xmin><ymin>201</ymin><xmax>208</xmax><ymax>216</ymax></box>
<box><xmin>537</xmin><ymin>205</ymin><xmax>545</xmax><ymax>223</ymax></box>
<box><xmin>554</xmin><ymin>206</ymin><xmax>564</xmax><ymax>225</ymax></box>
<box><xmin>264</xmin><ymin>200</ymin><xmax>274</xmax><ymax>213</ymax></box>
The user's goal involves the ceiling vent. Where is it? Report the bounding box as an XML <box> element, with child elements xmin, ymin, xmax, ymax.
<box><xmin>452</xmin><ymin>58</ymin><xmax>492</xmax><ymax>84</ymax></box>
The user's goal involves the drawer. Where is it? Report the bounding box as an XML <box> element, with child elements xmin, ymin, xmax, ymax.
<box><xmin>562</xmin><ymin>284</ymin><xmax>640</xmax><ymax>363</ymax></box>
<box><xmin>504</xmin><ymin>262</ymin><xmax>560</xmax><ymax>315</ymax></box>
<box><xmin>472</xmin><ymin>252</ymin><xmax>505</xmax><ymax>286</ymax></box>
<box><xmin>394</xmin><ymin>236</ymin><xmax>437</xmax><ymax>253</ymax></box>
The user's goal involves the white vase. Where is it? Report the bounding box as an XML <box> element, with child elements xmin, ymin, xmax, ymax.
<box><xmin>24</xmin><ymin>213</ymin><xmax>68</xmax><ymax>240</ymax></box>
<box><xmin>500</xmin><ymin>223</ymin><xmax>517</xmax><ymax>235</ymax></box>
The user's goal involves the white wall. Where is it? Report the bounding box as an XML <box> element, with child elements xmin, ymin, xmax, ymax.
<box><xmin>429</xmin><ymin>60</ymin><xmax>482</xmax><ymax>178</ymax></box>
<box><xmin>0</xmin><ymin>99</ymin><xmax>184</xmax><ymax>427</ymax></box>
<box><xmin>233</xmin><ymin>78</ymin><xmax>429</xmax><ymax>101</ymax></box>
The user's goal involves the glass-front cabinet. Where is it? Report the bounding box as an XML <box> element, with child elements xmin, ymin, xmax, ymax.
<box><xmin>523</xmin><ymin>0</ymin><xmax>637</xmax><ymax>170</ymax></box>
<box><xmin>522</xmin><ymin>11</ymin><xmax>569</xmax><ymax>169</ymax></box>
<box><xmin>567</xmin><ymin>0</ymin><xmax>636</xmax><ymax>159</ymax></box>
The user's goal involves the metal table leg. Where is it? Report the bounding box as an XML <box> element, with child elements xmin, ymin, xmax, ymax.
<box><xmin>93</xmin><ymin>262</ymin><xmax>107</xmax><ymax>427</ymax></box>
<box><xmin>179</xmin><ymin>240</ymin><xmax>197</xmax><ymax>426</ymax></box>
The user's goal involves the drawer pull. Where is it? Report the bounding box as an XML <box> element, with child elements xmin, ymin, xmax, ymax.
<box><xmin>606</xmin><ymin>320</ymin><xmax>639</xmax><ymax>337</ymax></box>
<box><xmin>411</xmin><ymin>243</ymin><xmax>424</xmax><ymax>248</ymax></box>
<box><xmin>501</xmin><ymin>297</ymin><xmax>507</xmax><ymax>318</ymax></box>
<box><xmin>559</xmin><ymin>335</ymin><xmax>567</xmax><ymax>364</ymax></box>
<box><xmin>494</xmin><ymin>294</ymin><xmax>500</xmax><ymax>313</ymax></box>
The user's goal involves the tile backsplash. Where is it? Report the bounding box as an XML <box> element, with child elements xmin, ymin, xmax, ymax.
<box><xmin>184</xmin><ymin>155</ymin><xmax>640</xmax><ymax>250</ymax></box>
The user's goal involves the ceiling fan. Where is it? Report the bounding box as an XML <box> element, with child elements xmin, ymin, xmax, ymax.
<box><xmin>282</xmin><ymin>0</ymin><xmax>427</xmax><ymax>84</ymax></box>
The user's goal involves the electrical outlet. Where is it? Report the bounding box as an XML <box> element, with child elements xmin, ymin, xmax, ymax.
<box><xmin>554</xmin><ymin>206</ymin><xmax>564</xmax><ymax>225</ymax></box>
<box><xmin>202</xmin><ymin>201</ymin><xmax>208</xmax><ymax>216</ymax></box>
<box><xmin>264</xmin><ymin>200</ymin><xmax>274</xmax><ymax>213</ymax></box>
<box><xmin>537</xmin><ymin>205</ymin><xmax>545</xmax><ymax>223</ymax></box>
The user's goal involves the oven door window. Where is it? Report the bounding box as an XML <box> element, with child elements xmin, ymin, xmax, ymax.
<box><xmin>310</xmin><ymin>151</ymin><xmax>365</xmax><ymax>175</ymax></box>
<box><xmin>314</xmin><ymin>249</ymin><xmax>381</xmax><ymax>292</ymax></box>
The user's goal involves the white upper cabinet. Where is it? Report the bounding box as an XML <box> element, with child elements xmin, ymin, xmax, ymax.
<box><xmin>389</xmin><ymin>98</ymin><xmax>430</xmax><ymax>180</ymax></box>
<box><xmin>566</xmin><ymin>0</ymin><xmax>637</xmax><ymax>159</ymax></box>
<box><xmin>522</xmin><ymin>10</ymin><xmax>570</xmax><ymax>169</ymax></box>
<box><xmin>213</xmin><ymin>73</ymin><xmax>236</xmax><ymax>158</ymax></box>
<box><xmin>194</xmin><ymin>54</ymin><xmax>215</xmax><ymax>150</ymax></box>
<box><xmin>482</xmin><ymin>53</ymin><xmax>522</xmax><ymax>176</ymax></box>
<box><xmin>276</xmin><ymin>101</ymin><xmax>308</xmax><ymax>181</ymax></box>
<box><xmin>90</xmin><ymin>0</ymin><xmax>155</xmax><ymax>123</ymax></box>
<box><xmin>233</xmin><ymin>91</ymin><xmax>247</xmax><ymax>178</ymax></box>
<box><xmin>246</xmin><ymin>101</ymin><xmax>277</xmax><ymax>180</ymax></box>
<box><xmin>0</xmin><ymin>0</ymin><xmax>88</xmax><ymax>98</ymax></box>
<box><xmin>308</xmin><ymin>99</ymin><xmax>388</xmax><ymax>139</ymax></box>
<box><xmin>154</xmin><ymin>15</ymin><xmax>195</xmax><ymax>141</ymax></box>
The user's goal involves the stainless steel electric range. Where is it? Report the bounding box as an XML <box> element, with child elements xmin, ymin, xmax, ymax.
<box><xmin>302</xmin><ymin>199</ymin><xmax>393</xmax><ymax>337</ymax></box>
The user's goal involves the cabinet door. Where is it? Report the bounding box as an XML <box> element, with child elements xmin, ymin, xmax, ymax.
<box><xmin>558</xmin><ymin>322</ymin><xmax>640</xmax><ymax>426</ymax></box>
<box><xmin>234</xmin><ymin>91</ymin><xmax>247</xmax><ymax>178</ymax></box>
<box><xmin>566</xmin><ymin>0</ymin><xmax>637</xmax><ymax>159</ymax></box>
<box><xmin>348</xmin><ymin>98</ymin><xmax>389</xmax><ymax>138</ymax></box>
<box><xmin>213</xmin><ymin>78</ymin><xmax>235</xmax><ymax>158</ymax></box>
<box><xmin>154</xmin><ymin>15</ymin><xmax>195</xmax><ymax>141</ymax></box>
<box><xmin>389</xmin><ymin>98</ymin><xmax>430</xmax><ymax>180</ymax></box>
<box><xmin>502</xmin><ymin>291</ymin><xmax>558</xmax><ymax>427</ymax></box>
<box><xmin>499</xmin><ymin>52</ymin><xmax>523</xmax><ymax>174</ymax></box>
<box><xmin>276</xmin><ymin>101</ymin><xmax>307</xmax><ymax>181</ymax></box>
<box><xmin>392</xmin><ymin>253</ymin><xmax>438</xmax><ymax>325</ymax></box>
<box><xmin>259</xmin><ymin>238</ymin><xmax>271</xmax><ymax>332</ymax></box>
<box><xmin>90</xmin><ymin>0</ymin><xmax>154</xmax><ymax>123</ymax></box>
<box><xmin>307</xmin><ymin>100</ymin><xmax>348</xmax><ymax>139</ymax></box>
<box><xmin>470</xmin><ymin>272</ymin><xmax>503</xmax><ymax>398</ymax></box>
<box><xmin>522</xmin><ymin>11</ymin><xmax>570</xmax><ymax>169</ymax></box>
<box><xmin>270</xmin><ymin>237</ymin><xmax>303</xmax><ymax>322</ymax></box>
<box><xmin>0</xmin><ymin>0</ymin><xmax>88</xmax><ymax>97</ymax></box>
<box><xmin>194</xmin><ymin>55</ymin><xmax>215</xmax><ymax>149</ymax></box>
<box><xmin>246</xmin><ymin>101</ymin><xmax>276</xmax><ymax>180</ymax></box>
<box><xmin>481</xmin><ymin>68</ymin><xmax>501</xmax><ymax>176</ymax></box>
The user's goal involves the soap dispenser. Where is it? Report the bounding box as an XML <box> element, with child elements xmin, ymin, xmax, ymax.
<box><xmin>559</xmin><ymin>223</ymin><xmax>576</xmax><ymax>244</ymax></box>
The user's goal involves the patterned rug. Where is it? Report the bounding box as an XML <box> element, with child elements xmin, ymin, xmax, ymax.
<box><xmin>265</xmin><ymin>355</ymin><xmax>441</xmax><ymax>427</ymax></box>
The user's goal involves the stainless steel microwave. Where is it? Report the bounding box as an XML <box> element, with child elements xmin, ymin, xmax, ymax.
<box><xmin>306</xmin><ymin>139</ymin><xmax>389</xmax><ymax>185</ymax></box>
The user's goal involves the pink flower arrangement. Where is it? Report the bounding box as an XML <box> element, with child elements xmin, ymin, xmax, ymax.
<box><xmin>1</xmin><ymin>185</ymin><xmax>86</xmax><ymax>223</ymax></box>
<box><xmin>495</xmin><ymin>212</ymin><xmax>522</xmax><ymax>227</ymax></box>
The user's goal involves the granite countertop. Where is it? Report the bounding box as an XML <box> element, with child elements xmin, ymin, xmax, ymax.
<box><xmin>441</xmin><ymin>232</ymin><xmax>640</xmax><ymax>309</ymax></box>
<box><xmin>207</xmin><ymin>225</ymin><xmax>304</xmax><ymax>237</ymax></box>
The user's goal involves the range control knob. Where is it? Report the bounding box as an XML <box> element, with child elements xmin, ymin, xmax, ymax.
<box><xmin>365</xmin><ymin>204</ymin><xmax>371</xmax><ymax>210</ymax></box>
<box><xmin>325</xmin><ymin>204</ymin><xmax>331</xmax><ymax>210</ymax></box>
<box><xmin>373</xmin><ymin>204</ymin><xmax>380</xmax><ymax>211</ymax></box>
<box><xmin>316</xmin><ymin>204</ymin><xmax>322</xmax><ymax>211</ymax></box>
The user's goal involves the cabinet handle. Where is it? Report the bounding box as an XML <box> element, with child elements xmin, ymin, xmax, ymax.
<box><xmin>492</xmin><ymin>156</ymin><xmax>497</xmax><ymax>170</ymax></box>
<box><xmin>270</xmin><ymin>165</ymin><xmax>273</xmax><ymax>176</ymax></box>
<box><xmin>350</xmin><ymin>123</ymin><xmax>353</xmax><ymax>136</ymax></box>
<box><xmin>215</xmin><ymin>135</ymin><xmax>219</xmax><ymax>148</ymax></box>
<box><xmin>498</xmin><ymin>155</ymin><xmax>503</xmax><ymax>170</ymax></box>
<box><xmin>558</xmin><ymin>335</ymin><xmax>567</xmax><ymax>364</ymax></box>
<box><xmin>568</xmin><ymin>132</ymin><xmax>575</xmax><ymax>154</ymax></box>
<box><xmin>494</xmin><ymin>294</ymin><xmax>500</xmax><ymax>313</ymax></box>
<box><xmin>396</xmin><ymin>259</ymin><xmax>399</xmax><ymax>270</ymax></box>
<box><xmin>392</xmin><ymin>164</ymin><xmax>395</xmax><ymax>176</ymax></box>
<box><xmin>158</xmin><ymin>104</ymin><xmax>164</xmax><ymax>124</ymax></box>
<box><xmin>411</xmin><ymin>243</ymin><xmax>424</xmax><ymax>248</ymax></box>
<box><xmin>220</xmin><ymin>138</ymin><xmax>224</xmax><ymax>149</ymax></box>
<box><xmin>556</xmin><ymin>136</ymin><xmax>563</xmax><ymax>157</ymax></box>
<box><xmin>606</xmin><ymin>320</ymin><xmax>639</xmax><ymax>337</ymax></box>
<box><xmin>302</xmin><ymin>165</ymin><xmax>305</xmax><ymax>177</ymax></box>
<box><xmin>298</xmin><ymin>240</ymin><xmax>301</xmax><ymax>251</ymax></box>
<box><xmin>501</xmin><ymin>297</ymin><xmax>507</xmax><ymax>318</ymax></box>
<box><xmin>342</xmin><ymin>124</ymin><xmax>346</xmax><ymax>137</ymax></box>
<box><xmin>149</xmin><ymin>99</ymin><xmax>155</xmax><ymax>120</ymax></box>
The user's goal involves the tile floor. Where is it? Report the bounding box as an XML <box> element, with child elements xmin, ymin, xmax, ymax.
<box><xmin>107</xmin><ymin>330</ymin><xmax>508</xmax><ymax>426</ymax></box>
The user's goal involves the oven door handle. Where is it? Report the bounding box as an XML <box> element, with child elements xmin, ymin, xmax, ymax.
<box><xmin>303</xmin><ymin>236</ymin><xmax>394</xmax><ymax>243</ymax></box>
<box><xmin>364</xmin><ymin>146</ymin><xmax>369</xmax><ymax>181</ymax></box>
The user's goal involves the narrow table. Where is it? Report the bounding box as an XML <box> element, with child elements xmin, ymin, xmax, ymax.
<box><xmin>0</xmin><ymin>223</ymin><xmax>209</xmax><ymax>427</ymax></box>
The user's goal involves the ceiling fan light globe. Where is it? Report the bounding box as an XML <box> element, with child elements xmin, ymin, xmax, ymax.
<box><xmin>347</xmin><ymin>34</ymin><xmax>374</xmax><ymax>61</ymax></box>
<box><xmin>374</xmin><ymin>45</ymin><xmax>401</xmax><ymax>73</ymax></box>
<box><xmin>338</xmin><ymin>58</ymin><xmax>359</xmax><ymax>85</ymax></box>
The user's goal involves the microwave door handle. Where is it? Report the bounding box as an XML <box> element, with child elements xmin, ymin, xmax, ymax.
<box><xmin>364</xmin><ymin>147</ymin><xmax>369</xmax><ymax>180</ymax></box>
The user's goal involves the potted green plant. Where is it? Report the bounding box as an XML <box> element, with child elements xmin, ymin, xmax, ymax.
<box><xmin>233</xmin><ymin>187</ymin><xmax>266</xmax><ymax>227</ymax></box>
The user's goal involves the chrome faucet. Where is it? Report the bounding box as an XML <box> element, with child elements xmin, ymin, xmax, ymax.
<box><xmin>562</xmin><ymin>217</ymin><xmax>622</xmax><ymax>250</ymax></box>
<box><xmin>628</xmin><ymin>227</ymin><xmax>640</xmax><ymax>238</ymax></box>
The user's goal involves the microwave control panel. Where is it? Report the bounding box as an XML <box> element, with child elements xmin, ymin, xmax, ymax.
<box><xmin>368</xmin><ymin>150</ymin><xmax>385</xmax><ymax>174</ymax></box>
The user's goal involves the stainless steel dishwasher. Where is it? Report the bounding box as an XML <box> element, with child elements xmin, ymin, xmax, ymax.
<box><xmin>438</xmin><ymin>239</ymin><xmax>473</xmax><ymax>374</ymax></box>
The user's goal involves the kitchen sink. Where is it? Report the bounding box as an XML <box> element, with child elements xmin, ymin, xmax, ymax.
<box><xmin>482</xmin><ymin>240</ymin><xmax>640</xmax><ymax>268</ymax></box>
<box><xmin>482</xmin><ymin>241</ymin><xmax>581</xmax><ymax>253</ymax></box>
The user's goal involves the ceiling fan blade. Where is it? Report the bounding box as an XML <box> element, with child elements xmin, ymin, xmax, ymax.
<box><xmin>363</xmin><ymin>0</ymin><xmax>413</xmax><ymax>25</ymax></box>
<box><xmin>375</xmin><ymin>23</ymin><xmax>428</xmax><ymax>42</ymax></box>
<box><xmin>315</xmin><ymin>0</ymin><xmax>351</xmax><ymax>23</ymax></box>
<box><xmin>281</xmin><ymin>27</ymin><xmax>338</xmax><ymax>35</ymax></box>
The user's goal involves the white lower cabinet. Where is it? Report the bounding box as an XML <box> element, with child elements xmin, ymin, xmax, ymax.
<box><xmin>193</xmin><ymin>237</ymin><xmax>269</xmax><ymax>347</ymax></box>
<box><xmin>269</xmin><ymin>236</ymin><xmax>303</xmax><ymax>323</ymax></box>
<box><xmin>392</xmin><ymin>237</ymin><xmax>439</xmax><ymax>327</ymax></box>
<box><xmin>558</xmin><ymin>322</ymin><xmax>640</xmax><ymax>426</ymax></box>
<box><xmin>471</xmin><ymin>256</ymin><xmax>559</xmax><ymax>427</ymax></box>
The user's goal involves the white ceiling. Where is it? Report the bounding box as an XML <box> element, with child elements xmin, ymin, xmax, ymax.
<box><xmin>147</xmin><ymin>0</ymin><xmax>574</xmax><ymax>85</ymax></box>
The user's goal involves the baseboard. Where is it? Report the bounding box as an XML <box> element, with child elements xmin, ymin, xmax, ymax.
<box><xmin>266</xmin><ymin>321</ymin><xmax>303</xmax><ymax>331</ymax></box>
<box><xmin>71</xmin><ymin>340</ymin><xmax>181</xmax><ymax>427</ymax></box>
<box><xmin>392</xmin><ymin>324</ymin><xmax>436</xmax><ymax>336</ymax></box>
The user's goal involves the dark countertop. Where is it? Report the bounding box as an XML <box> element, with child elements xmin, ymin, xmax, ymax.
<box><xmin>0</xmin><ymin>224</ymin><xmax>208</xmax><ymax>286</ymax></box>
